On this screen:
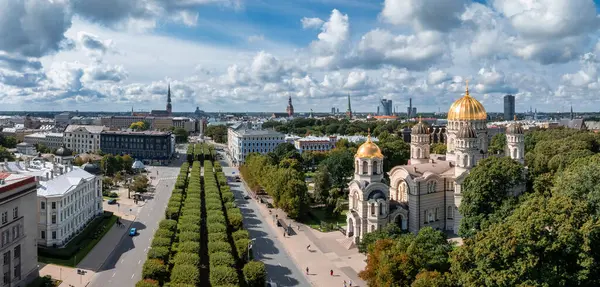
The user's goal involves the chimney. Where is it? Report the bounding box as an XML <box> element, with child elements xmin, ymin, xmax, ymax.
<box><xmin>46</xmin><ymin>172</ymin><xmax>49</xmax><ymax>180</ymax></box>
<box><xmin>50</xmin><ymin>170</ymin><xmax>54</xmax><ymax>179</ymax></box>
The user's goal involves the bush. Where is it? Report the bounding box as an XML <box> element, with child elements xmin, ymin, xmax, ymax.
<box><xmin>243</xmin><ymin>261</ymin><xmax>266</xmax><ymax>287</ymax></box>
<box><xmin>208</xmin><ymin>232</ymin><xmax>228</xmax><ymax>243</ymax></box>
<box><xmin>210</xmin><ymin>266</ymin><xmax>239</xmax><ymax>286</ymax></box>
<box><xmin>207</xmin><ymin>223</ymin><xmax>227</xmax><ymax>234</ymax></box>
<box><xmin>170</xmin><ymin>264</ymin><xmax>199</xmax><ymax>285</ymax></box>
<box><xmin>224</xmin><ymin>202</ymin><xmax>236</xmax><ymax>210</ymax></box>
<box><xmin>136</xmin><ymin>279</ymin><xmax>160</xmax><ymax>287</ymax></box>
<box><xmin>159</xmin><ymin>219</ymin><xmax>177</xmax><ymax>232</ymax></box>
<box><xmin>221</xmin><ymin>192</ymin><xmax>235</xmax><ymax>203</ymax></box>
<box><xmin>178</xmin><ymin>215</ymin><xmax>200</xmax><ymax>226</ymax></box>
<box><xmin>173</xmin><ymin>252</ymin><xmax>200</xmax><ymax>267</ymax></box>
<box><xmin>178</xmin><ymin>242</ymin><xmax>200</xmax><ymax>254</ymax></box>
<box><xmin>207</xmin><ymin>214</ymin><xmax>226</xmax><ymax>225</ymax></box>
<box><xmin>151</xmin><ymin>237</ymin><xmax>171</xmax><ymax>248</ymax></box>
<box><xmin>142</xmin><ymin>259</ymin><xmax>168</xmax><ymax>282</ymax></box>
<box><xmin>154</xmin><ymin>228</ymin><xmax>174</xmax><ymax>239</ymax></box>
<box><xmin>147</xmin><ymin>247</ymin><xmax>169</xmax><ymax>262</ymax></box>
<box><xmin>208</xmin><ymin>241</ymin><xmax>232</xmax><ymax>254</ymax></box>
<box><xmin>181</xmin><ymin>209</ymin><xmax>201</xmax><ymax>217</ymax></box>
<box><xmin>228</xmin><ymin>212</ymin><xmax>243</xmax><ymax>231</ymax></box>
<box><xmin>108</xmin><ymin>192</ymin><xmax>119</xmax><ymax>198</ymax></box>
<box><xmin>206</xmin><ymin>198</ymin><xmax>221</xmax><ymax>206</ymax></box>
<box><xmin>209</xmin><ymin>252</ymin><xmax>235</xmax><ymax>268</ymax></box>
<box><xmin>206</xmin><ymin>203</ymin><xmax>222</xmax><ymax>211</ymax></box>
<box><xmin>179</xmin><ymin>231</ymin><xmax>200</xmax><ymax>242</ymax></box>
<box><xmin>183</xmin><ymin>203</ymin><xmax>201</xmax><ymax>210</ymax></box>
<box><xmin>178</xmin><ymin>223</ymin><xmax>200</xmax><ymax>233</ymax></box>
<box><xmin>165</xmin><ymin>207</ymin><xmax>180</xmax><ymax>220</ymax></box>
<box><xmin>232</xmin><ymin>230</ymin><xmax>249</xmax><ymax>241</ymax></box>
<box><xmin>167</xmin><ymin>284</ymin><xmax>195</xmax><ymax>287</ymax></box>
<box><xmin>236</xmin><ymin>239</ymin><xmax>251</xmax><ymax>261</ymax></box>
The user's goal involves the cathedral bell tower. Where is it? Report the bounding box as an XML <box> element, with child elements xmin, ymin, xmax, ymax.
<box><xmin>454</xmin><ymin>123</ymin><xmax>479</xmax><ymax>177</ymax></box>
<box><xmin>354</xmin><ymin>129</ymin><xmax>384</xmax><ymax>183</ymax></box>
<box><xmin>506</xmin><ymin>115</ymin><xmax>525</xmax><ymax>164</ymax></box>
<box><xmin>410</xmin><ymin>117</ymin><xmax>430</xmax><ymax>164</ymax></box>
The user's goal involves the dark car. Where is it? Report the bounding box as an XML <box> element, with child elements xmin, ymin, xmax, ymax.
<box><xmin>244</xmin><ymin>195</ymin><xmax>251</xmax><ymax>200</ymax></box>
<box><xmin>107</xmin><ymin>199</ymin><xmax>117</xmax><ymax>205</ymax></box>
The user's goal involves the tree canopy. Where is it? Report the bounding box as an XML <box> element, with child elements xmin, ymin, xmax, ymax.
<box><xmin>205</xmin><ymin>125</ymin><xmax>227</xmax><ymax>143</ymax></box>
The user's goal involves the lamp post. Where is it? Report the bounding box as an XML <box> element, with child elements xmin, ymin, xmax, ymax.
<box><xmin>247</xmin><ymin>238</ymin><xmax>255</xmax><ymax>262</ymax></box>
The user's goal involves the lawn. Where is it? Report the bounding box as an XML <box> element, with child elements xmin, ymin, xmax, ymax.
<box><xmin>38</xmin><ymin>212</ymin><xmax>117</xmax><ymax>267</ymax></box>
<box><xmin>299</xmin><ymin>207</ymin><xmax>347</xmax><ymax>232</ymax></box>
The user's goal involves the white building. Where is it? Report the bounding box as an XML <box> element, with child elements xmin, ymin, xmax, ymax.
<box><xmin>23</xmin><ymin>133</ymin><xmax>64</xmax><ymax>150</ymax></box>
<box><xmin>0</xmin><ymin>159</ymin><xmax>103</xmax><ymax>247</ymax></box>
<box><xmin>63</xmin><ymin>125</ymin><xmax>108</xmax><ymax>154</ymax></box>
<box><xmin>293</xmin><ymin>136</ymin><xmax>337</xmax><ymax>154</ymax></box>
<box><xmin>0</xmin><ymin>173</ymin><xmax>39</xmax><ymax>286</ymax></box>
<box><xmin>227</xmin><ymin>124</ymin><xmax>285</xmax><ymax>165</ymax></box>
<box><xmin>15</xmin><ymin>143</ymin><xmax>36</xmax><ymax>156</ymax></box>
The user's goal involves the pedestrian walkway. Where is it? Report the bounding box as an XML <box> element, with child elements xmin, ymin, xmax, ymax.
<box><xmin>54</xmin><ymin>214</ymin><xmax>136</xmax><ymax>287</ymax></box>
<box><xmin>248</xmin><ymin>183</ymin><xmax>367</xmax><ymax>287</ymax></box>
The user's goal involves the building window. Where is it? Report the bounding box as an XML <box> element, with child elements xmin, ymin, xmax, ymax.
<box><xmin>52</xmin><ymin>202</ymin><xmax>56</xmax><ymax>209</ymax></box>
<box><xmin>435</xmin><ymin>207</ymin><xmax>439</xmax><ymax>221</ymax></box>
<box><xmin>51</xmin><ymin>214</ymin><xmax>56</xmax><ymax>224</ymax></box>
<box><xmin>3</xmin><ymin>252</ymin><xmax>9</xmax><ymax>265</ymax></box>
<box><xmin>447</xmin><ymin>206</ymin><xmax>453</xmax><ymax>219</ymax></box>
<box><xmin>13</xmin><ymin>264</ymin><xmax>20</xmax><ymax>280</ymax></box>
<box><xmin>41</xmin><ymin>231</ymin><xmax>45</xmax><ymax>239</ymax></box>
<box><xmin>1</xmin><ymin>212</ymin><xmax>6</xmax><ymax>224</ymax></box>
<box><xmin>423</xmin><ymin>210</ymin><xmax>427</xmax><ymax>224</ymax></box>
<box><xmin>427</xmin><ymin>181</ymin><xmax>437</xmax><ymax>194</ymax></box>
<box><xmin>428</xmin><ymin>211</ymin><xmax>434</xmax><ymax>222</ymax></box>
<box><xmin>13</xmin><ymin>246</ymin><xmax>19</xmax><ymax>259</ymax></box>
<box><xmin>52</xmin><ymin>231</ymin><xmax>56</xmax><ymax>239</ymax></box>
<box><xmin>12</xmin><ymin>207</ymin><xmax>17</xmax><ymax>219</ymax></box>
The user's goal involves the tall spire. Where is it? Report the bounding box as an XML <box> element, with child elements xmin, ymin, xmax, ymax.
<box><xmin>166</xmin><ymin>83</ymin><xmax>173</xmax><ymax>116</ymax></box>
<box><xmin>570</xmin><ymin>105</ymin><xmax>574</xmax><ymax>120</ymax></box>
<box><xmin>346</xmin><ymin>94</ymin><xmax>352</xmax><ymax>119</ymax></box>
<box><xmin>286</xmin><ymin>95</ymin><xmax>294</xmax><ymax>117</ymax></box>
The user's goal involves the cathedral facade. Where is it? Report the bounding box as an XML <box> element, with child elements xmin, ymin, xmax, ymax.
<box><xmin>346</xmin><ymin>83</ymin><xmax>525</xmax><ymax>242</ymax></box>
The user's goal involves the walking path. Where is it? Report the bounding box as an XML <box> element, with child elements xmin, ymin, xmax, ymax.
<box><xmin>241</xmin><ymin>180</ymin><xmax>367</xmax><ymax>287</ymax></box>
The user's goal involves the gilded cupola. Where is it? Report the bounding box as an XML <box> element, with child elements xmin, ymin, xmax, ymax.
<box><xmin>356</xmin><ymin>129</ymin><xmax>384</xmax><ymax>159</ymax></box>
<box><xmin>448</xmin><ymin>80</ymin><xmax>488</xmax><ymax>121</ymax></box>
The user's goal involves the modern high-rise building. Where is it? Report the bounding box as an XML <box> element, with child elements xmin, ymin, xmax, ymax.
<box><xmin>407</xmin><ymin>98</ymin><xmax>413</xmax><ymax>117</ymax></box>
<box><xmin>331</xmin><ymin>107</ymin><xmax>336</xmax><ymax>114</ymax></box>
<box><xmin>379</xmin><ymin>99</ymin><xmax>393</xmax><ymax>116</ymax></box>
<box><xmin>504</xmin><ymin>95</ymin><xmax>515</xmax><ymax>121</ymax></box>
<box><xmin>412</xmin><ymin>107</ymin><xmax>417</xmax><ymax>117</ymax></box>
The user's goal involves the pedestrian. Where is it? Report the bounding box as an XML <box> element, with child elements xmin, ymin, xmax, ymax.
<box><xmin>349</xmin><ymin>280</ymin><xmax>352</xmax><ymax>287</ymax></box>
<box><xmin>306</xmin><ymin>244</ymin><xmax>311</xmax><ymax>250</ymax></box>
<box><xmin>330</xmin><ymin>269</ymin><xmax>333</xmax><ymax>276</ymax></box>
<box><xmin>344</xmin><ymin>280</ymin><xmax>347</xmax><ymax>287</ymax></box>
<box><xmin>306</xmin><ymin>267</ymin><xmax>309</xmax><ymax>275</ymax></box>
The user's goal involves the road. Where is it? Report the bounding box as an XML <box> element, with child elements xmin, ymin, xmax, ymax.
<box><xmin>222</xmin><ymin>163</ymin><xmax>309</xmax><ymax>287</ymax></box>
<box><xmin>88</xmin><ymin>159</ymin><xmax>185</xmax><ymax>287</ymax></box>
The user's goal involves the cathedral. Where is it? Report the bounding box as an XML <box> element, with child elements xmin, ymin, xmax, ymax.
<box><xmin>346</xmin><ymin>82</ymin><xmax>526</xmax><ymax>241</ymax></box>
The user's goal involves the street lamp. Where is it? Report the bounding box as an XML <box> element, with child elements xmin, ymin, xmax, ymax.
<box><xmin>247</xmin><ymin>238</ymin><xmax>255</xmax><ymax>262</ymax></box>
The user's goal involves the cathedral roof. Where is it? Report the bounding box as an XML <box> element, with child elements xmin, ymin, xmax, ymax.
<box><xmin>448</xmin><ymin>80</ymin><xmax>487</xmax><ymax>121</ymax></box>
<box><xmin>356</xmin><ymin>129</ymin><xmax>383</xmax><ymax>159</ymax></box>
<box><xmin>457</xmin><ymin>124</ymin><xmax>477</xmax><ymax>139</ymax></box>
<box><xmin>506</xmin><ymin>115</ymin><xmax>524</xmax><ymax>134</ymax></box>
<box><xmin>411</xmin><ymin>117</ymin><xmax>429</xmax><ymax>134</ymax></box>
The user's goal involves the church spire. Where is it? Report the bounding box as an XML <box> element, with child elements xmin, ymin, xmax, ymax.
<box><xmin>346</xmin><ymin>94</ymin><xmax>353</xmax><ymax>119</ymax></box>
<box><xmin>166</xmin><ymin>83</ymin><xmax>173</xmax><ymax>116</ymax></box>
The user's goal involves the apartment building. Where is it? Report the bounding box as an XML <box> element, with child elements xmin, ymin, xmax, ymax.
<box><xmin>63</xmin><ymin>125</ymin><xmax>108</xmax><ymax>154</ymax></box>
<box><xmin>23</xmin><ymin>133</ymin><xmax>64</xmax><ymax>150</ymax></box>
<box><xmin>227</xmin><ymin>124</ymin><xmax>285</xmax><ymax>165</ymax></box>
<box><xmin>100</xmin><ymin>131</ymin><xmax>175</xmax><ymax>164</ymax></box>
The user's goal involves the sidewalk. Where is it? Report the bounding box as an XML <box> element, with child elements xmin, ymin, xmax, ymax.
<box><xmin>50</xmin><ymin>214</ymin><xmax>135</xmax><ymax>287</ymax></box>
<box><xmin>249</xmin><ymin>185</ymin><xmax>367</xmax><ymax>287</ymax></box>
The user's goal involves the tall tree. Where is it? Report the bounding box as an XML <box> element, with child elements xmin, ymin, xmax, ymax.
<box><xmin>430</xmin><ymin>143</ymin><xmax>447</xmax><ymax>155</ymax></box>
<box><xmin>379</xmin><ymin>137</ymin><xmax>410</xmax><ymax>173</ymax></box>
<box><xmin>321</xmin><ymin>149</ymin><xmax>354</xmax><ymax>193</ymax></box>
<box><xmin>0</xmin><ymin>147</ymin><xmax>14</xmax><ymax>161</ymax></box>
<box><xmin>313</xmin><ymin>165</ymin><xmax>332</xmax><ymax>204</ymax></box>
<box><xmin>173</xmin><ymin>128</ymin><xmax>188</xmax><ymax>143</ymax></box>
<box><xmin>459</xmin><ymin>156</ymin><xmax>525</xmax><ymax>238</ymax></box>
<box><xmin>488</xmin><ymin>133</ymin><xmax>506</xmax><ymax>155</ymax></box>
<box><xmin>357</xmin><ymin>223</ymin><xmax>403</xmax><ymax>254</ymax></box>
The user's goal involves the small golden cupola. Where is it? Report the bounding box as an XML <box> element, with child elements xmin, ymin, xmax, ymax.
<box><xmin>448</xmin><ymin>80</ymin><xmax>488</xmax><ymax>121</ymax></box>
<box><xmin>356</xmin><ymin>129</ymin><xmax>384</xmax><ymax>158</ymax></box>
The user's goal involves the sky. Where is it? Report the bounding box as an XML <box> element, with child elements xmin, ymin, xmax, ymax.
<box><xmin>1</xmin><ymin>0</ymin><xmax>600</xmax><ymax>113</ymax></box>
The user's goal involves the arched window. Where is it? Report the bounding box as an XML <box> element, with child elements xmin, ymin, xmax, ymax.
<box><xmin>362</xmin><ymin>161</ymin><xmax>368</xmax><ymax>175</ymax></box>
<box><xmin>372</xmin><ymin>161</ymin><xmax>378</xmax><ymax>174</ymax></box>
<box><xmin>463</xmin><ymin>154</ymin><xmax>469</xmax><ymax>167</ymax></box>
<box><xmin>447</xmin><ymin>206</ymin><xmax>453</xmax><ymax>219</ymax></box>
<box><xmin>512</xmin><ymin>148</ymin><xmax>517</xmax><ymax>159</ymax></box>
<box><xmin>398</xmin><ymin>181</ymin><xmax>408</xmax><ymax>202</ymax></box>
<box><xmin>427</xmin><ymin>181</ymin><xmax>436</xmax><ymax>194</ymax></box>
<box><xmin>370</xmin><ymin>203</ymin><xmax>375</xmax><ymax>215</ymax></box>
<box><xmin>370</xmin><ymin>225</ymin><xmax>375</xmax><ymax>232</ymax></box>
<box><xmin>379</xmin><ymin>202</ymin><xmax>383</xmax><ymax>215</ymax></box>
<box><xmin>428</xmin><ymin>210</ymin><xmax>434</xmax><ymax>222</ymax></box>
<box><xmin>353</xmin><ymin>193</ymin><xmax>358</xmax><ymax>210</ymax></box>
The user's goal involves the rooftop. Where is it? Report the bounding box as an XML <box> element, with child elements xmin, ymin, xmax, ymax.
<box><xmin>24</xmin><ymin>132</ymin><xmax>64</xmax><ymax>138</ymax></box>
<box><xmin>101</xmin><ymin>130</ymin><xmax>172</xmax><ymax>136</ymax></box>
<box><xmin>65</xmin><ymin>125</ymin><xmax>107</xmax><ymax>134</ymax></box>
<box><xmin>0</xmin><ymin>173</ymin><xmax>35</xmax><ymax>194</ymax></box>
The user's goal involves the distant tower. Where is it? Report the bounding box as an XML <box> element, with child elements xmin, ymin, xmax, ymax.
<box><xmin>131</xmin><ymin>106</ymin><xmax>134</xmax><ymax>116</ymax></box>
<box><xmin>346</xmin><ymin>94</ymin><xmax>353</xmax><ymax>119</ymax></box>
<box><xmin>506</xmin><ymin>115</ymin><xmax>525</xmax><ymax>164</ymax></box>
<box><xmin>286</xmin><ymin>96</ymin><xmax>295</xmax><ymax>117</ymax></box>
<box><xmin>407</xmin><ymin>98</ymin><xmax>413</xmax><ymax>117</ymax></box>
<box><xmin>166</xmin><ymin>84</ymin><xmax>173</xmax><ymax>116</ymax></box>
<box><xmin>570</xmin><ymin>105</ymin><xmax>574</xmax><ymax>120</ymax></box>
<box><xmin>503</xmin><ymin>95</ymin><xmax>515</xmax><ymax>121</ymax></box>
<box><xmin>410</xmin><ymin>117</ymin><xmax>430</xmax><ymax>164</ymax></box>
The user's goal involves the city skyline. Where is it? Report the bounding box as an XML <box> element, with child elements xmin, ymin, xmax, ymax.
<box><xmin>2</xmin><ymin>0</ymin><xmax>600</xmax><ymax>112</ymax></box>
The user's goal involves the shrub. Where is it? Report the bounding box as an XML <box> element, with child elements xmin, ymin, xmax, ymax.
<box><xmin>210</xmin><ymin>266</ymin><xmax>239</xmax><ymax>286</ymax></box>
<box><xmin>209</xmin><ymin>252</ymin><xmax>235</xmax><ymax>268</ymax></box>
<box><xmin>173</xmin><ymin>252</ymin><xmax>200</xmax><ymax>267</ymax></box>
<box><xmin>207</xmin><ymin>223</ymin><xmax>227</xmax><ymax>234</ymax></box>
<box><xmin>179</xmin><ymin>231</ymin><xmax>200</xmax><ymax>242</ymax></box>
<box><xmin>136</xmin><ymin>279</ymin><xmax>160</xmax><ymax>287</ymax></box>
<box><xmin>224</xmin><ymin>202</ymin><xmax>236</xmax><ymax>210</ymax></box>
<box><xmin>243</xmin><ymin>261</ymin><xmax>267</xmax><ymax>287</ymax></box>
<box><xmin>236</xmin><ymin>239</ymin><xmax>251</xmax><ymax>261</ymax></box>
<box><xmin>178</xmin><ymin>242</ymin><xmax>200</xmax><ymax>254</ymax></box>
<box><xmin>178</xmin><ymin>223</ymin><xmax>200</xmax><ymax>233</ymax></box>
<box><xmin>168</xmin><ymin>201</ymin><xmax>181</xmax><ymax>208</ymax></box>
<box><xmin>232</xmin><ymin>230</ymin><xmax>249</xmax><ymax>241</ymax></box>
<box><xmin>109</xmin><ymin>192</ymin><xmax>119</xmax><ymax>198</ymax></box>
<box><xmin>170</xmin><ymin>264</ymin><xmax>199</xmax><ymax>285</ymax></box>
<box><xmin>154</xmin><ymin>228</ymin><xmax>174</xmax><ymax>239</ymax></box>
<box><xmin>182</xmin><ymin>209</ymin><xmax>201</xmax><ymax>217</ymax></box>
<box><xmin>151</xmin><ymin>237</ymin><xmax>172</xmax><ymax>248</ymax></box>
<box><xmin>207</xmin><ymin>214</ymin><xmax>226</xmax><ymax>225</ymax></box>
<box><xmin>221</xmin><ymin>192</ymin><xmax>234</xmax><ymax>203</ymax></box>
<box><xmin>159</xmin><ymin>219</ymin><xmax>177</xmax><ymax>232</ymax></box>
<box><xmin>147</xmin><ymin>246</ymin><xmax>169</xmax><ymax>262</ymax></box>
<box><xmin>208</xmin><ymin>241</ymin><xmax>232</xmax><ymax>254</ymax></box>
<box><xmin>167</xmin><ymin>284</ymin><xmax>196</xmax><ymax>287</ymax></box>
<box><xmin>208</xmin><ymin>232</ymin><xmax>227</xmax><ymax>243</ymax></box>
<box><xmin>206</xmin><ymin>203</ymin><xmax>222</xmax><ymax>211</ymax></box>
<box><xmin>178</xmin><ymin>215</ymin><xmax>200</xmax><ymax>226</ymax></box>
<box><xmin>142</xmin><ymin>259</ymin><xmax>168</xmax><ymax>282</ymax></box>
<box><xmin>228</xmin><ymin>212</ymin><xmax>243</xmax><ymax>231</ymax></box>
<box><xmin>165</xmin><ymin>207</ymin><xmax>180</xmax><ymax>220</ymax></box>
<box><xmin>228</xmin><ymin>208</ymin><xmax>242</xmax><ymax>216</ymax></box>
<box><xmin>206</xmin><ymin>198</ymin><xmax>221</xmax><ymax>206</ymax></box>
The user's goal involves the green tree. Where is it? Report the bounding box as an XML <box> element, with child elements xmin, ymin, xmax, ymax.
<box><xmin>321</xmin><ymin>149</ymin><xmax>354</xmax><ymax>193</ymax></box>
<box><xmin>0</xmin><ymin>136</ymin><xmax>17</xmax><ymax>148</ymax></box>
<box><xmin>357</xmin><ymin>223</ymin><xmax>403</xmax><ymax>254</ymax></box>
<box><xmin>359</xmin><ymin>227</ymin><xmax>454</xmax><ymax>287</ymax></box>
<box><xmin>131</xmin><ymin>175</ymin><xmax>150</xmax><ymax>193</ymax></box>
<box><xmin>313</xmin><ymin>165</ymin><xmax>332</xmax><ymax>204</ymax></box>
<box><xmin>379</xmin><ymin>137</ymin><xmax>410</xmax><ymax>173</ymax></box>
<box><xmin>122</xmin><ymin>154</ymin><xmax>134</xmax><ymax>173</ymax></box>
<box><xmin>173</xmin><ymin>128</ymin><xmax>188</xmax><ymax>143</ymax></box>
<box><xmin>459</xmin><ymin>156</ymin><xmax>525</xmax><ymax>238</ymax></box>
<box><xmin>243</xmin><ymin>261</ymin><xmax>267</xmax><ymax>287</ymax></box>
<box><xmin>35</xmin><ymin>143</ymin><xmax>52</xmax><ymax>153</ymax></box>
<box><xmin>205</xmin><ymin>125</ymin><xmax>228</xmax><ymax>143</ymax></box>
<box><xmin>130</xmin><ymin>121</ymin><xmax>150</xmax><ymax>131</ymax></box>
<box><xmin>488</xmin><ymin>133</ymin><xmax>506</xmax><ymax>155</ymax></box>
<box><xmin>0</xmin><ymin>147</ymin><xmax>14</xmax><ymax>161</ymax></box>
<box><xmin>430</xmin><ymin>143</ymin><xmax>447</xmax><ymax>154</ymax></box>
<box><xmin>269</xmin><ymin>142</ymin><xmax>300</xmax><ymax>163</ymax></box>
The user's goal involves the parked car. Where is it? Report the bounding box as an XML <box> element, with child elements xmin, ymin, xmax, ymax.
<box><xmin>244</xmin><ymin>195</ymin><xmax>251</xmax><ymax>200</ymax></box>
<box><xmin>107</xmin><ymin>199</ymin><xmax>117</xmax><ymax>205</ymax></box>
<box><xmin>129</xmin><ymin>228</ymin><xmax>137</xmax><ymax>236</ymax></box>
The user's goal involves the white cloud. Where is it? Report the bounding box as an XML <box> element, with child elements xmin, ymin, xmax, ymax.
<box><xmin>301</xmin><ymin>17</ymin><xmax>324</xmax><ymax>29</ymax></box>
<box><xmin>427</xmin><ymin>70</ymin><xmax>451</xmax><ymax>85</ymax></box>
<box><xmin>247</xmin><ymin>34</ymin><xmax>265</xmax><ymax>43</ymax></box>
<box><xmin>381</xmin><ymin>0</ymin><xmax>467</xmax><ymax>32</ymax></box>
<box><xmin>310</xmin><ymin>9</ymin><xmax>350</xmax><ymax>68</ymax></box>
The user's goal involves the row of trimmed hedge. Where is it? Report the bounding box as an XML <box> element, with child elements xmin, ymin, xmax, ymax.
<box><xmin>212</xmin><ymin>160</ymin><xmax>266</xmax><ymax>287</ymax></box>
<box><xmin>136</xmin><ymin>162</ymin><xmax>190</xmax><ymax>287</ymax></box>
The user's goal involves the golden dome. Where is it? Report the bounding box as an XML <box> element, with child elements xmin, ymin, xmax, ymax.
<box><xmin>448</xmin><ymin>80</ymin><xmax>487</xmax><ymax>121</ymax></box>
<box><xmin>356</xmin><ymin>129</ymin><xmax>384</xmax><ymax>159</ymax></box>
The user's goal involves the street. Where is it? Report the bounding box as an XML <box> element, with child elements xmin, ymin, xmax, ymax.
<box><xmin>88</xmin><ymin>160</ymin><xmax>184</xmax><ymax>287</ymax></box>
<box><xmin>222</xmin><ymin>166</ymin><xmax>310</xmax><ymax>287</ymax></box>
